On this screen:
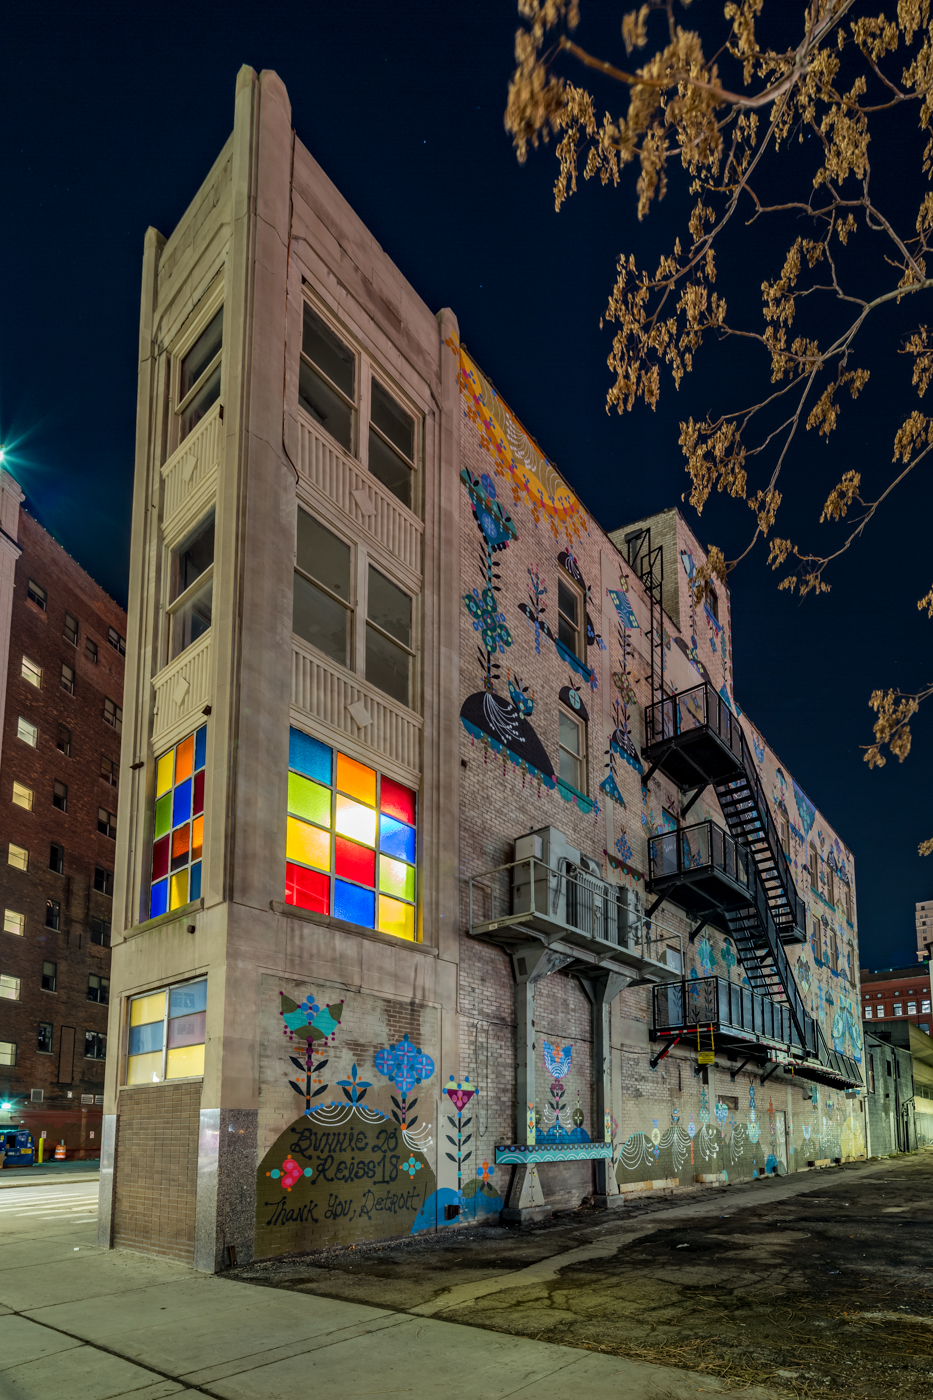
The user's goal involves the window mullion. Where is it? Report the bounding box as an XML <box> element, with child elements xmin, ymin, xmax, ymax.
<box><xmin>354</xmin><ymin>545</ymin><xmax>368</xmax><ymax>676</ymax></box>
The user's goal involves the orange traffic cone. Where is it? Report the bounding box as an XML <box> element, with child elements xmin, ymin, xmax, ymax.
<box><xmin>54</xmin><ymin>1141</ymin><xmax>66</xmax><ymax>1160</ymax></box>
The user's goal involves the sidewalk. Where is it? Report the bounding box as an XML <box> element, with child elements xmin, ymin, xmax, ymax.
<box><xmin>0</xmin><ymin>1215</ymin><xmax>784</xmax><ymax>1400</ymax></box>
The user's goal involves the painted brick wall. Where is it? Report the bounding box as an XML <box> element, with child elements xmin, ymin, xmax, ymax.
<box><xmin>112</xmin><ymin>1081</ymin><xmax>201</xmax><ymax>1262</ymax></box>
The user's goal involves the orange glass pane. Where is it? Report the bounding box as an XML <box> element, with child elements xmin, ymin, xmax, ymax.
<box><xmin>175</xmin><ymin>734</ymin><xmax>194</xmax><ymax>784</ymax></box>
<box><xmin>192</xmin><ymin>815</ymin><xmax>203</xmax><ymax>861</ymax></box>
<box><xmin>172</xmin><ymin>826</ymin><xmax>190</xmax><ymax>862</ymax></box>
<box><xmin>336</xmin><ymin>752</ymin><xmax>376</xmax><ymax>807</ymax></box>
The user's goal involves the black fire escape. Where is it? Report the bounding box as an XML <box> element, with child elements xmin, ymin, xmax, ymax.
<box><xmin>641</xmin><ymin>682</ymin><xmax>861</xmax><ymax>1088</ymax></box>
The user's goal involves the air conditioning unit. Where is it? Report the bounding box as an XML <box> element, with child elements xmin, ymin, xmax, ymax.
<box><xmin>512</xmin><ymin>826</ymin><xmax>642</xmax><ymax>946</ymax></box>
<box><xmin>30</xmin><ymin>1089</ymin><xmax>43</xmax><ymax>1103</ymax></box>
<box><xmin>95</xmin><ymin>1095</ymin><xmax>104</xmax><ymax>1106</ymax></box>
<box><xmin>81</xmin><ymin>1094</ymin><xmax>94</xmax><ymax>1105</ymax></box>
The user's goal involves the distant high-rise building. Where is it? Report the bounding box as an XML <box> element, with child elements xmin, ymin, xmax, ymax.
<box><xmin>0</xmin><ymin>470</ymin><xmax>125</xmax><ymax>1156</ymax></box>
<box><xmin>916</xmin><ymin>900</ymin><xmax>933</xmax><ymax>962</ymax></box>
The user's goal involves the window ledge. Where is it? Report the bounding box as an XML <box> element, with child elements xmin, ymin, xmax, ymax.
<box><xmin>123</xmin><ymin>898</ymin><xmax>204</xmax><ymax>940</ymax></box>
<box><xmin>270</xmin><ymin>900</ymin><xmax>437</xmax><ymax>958</ymax></box>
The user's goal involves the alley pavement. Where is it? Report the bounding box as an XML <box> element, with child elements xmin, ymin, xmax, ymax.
<box><xmin>2</xmin><ymin>1153</ymin><xmax>932</xmax><ymax>1400</ymax></box>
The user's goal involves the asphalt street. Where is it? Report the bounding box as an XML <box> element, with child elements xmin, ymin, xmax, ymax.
<box><xmin>0</xmin><ymin>1179</ymin><xmax>100</xmax><ymax>1238</ymax></box>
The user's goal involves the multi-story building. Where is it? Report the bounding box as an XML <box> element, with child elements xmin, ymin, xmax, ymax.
<box><xmin>860</xmin><ymin>965</ymin><xmax>932</xmax><ymax>1033</ymax></box>
<box><xmin>864</xmin><ymin>1020</ymin><xmax>933</xmax><ymax>1150</ymax></box>
<box><xmin>99</xmin><ymin>68</ymin><xmax>864</xmax><ymax>1271</ymax></box>
<box><xmin>0</xmin><ymin>471</ymin><xmax>125</xmax><ymax>1155</ymax></box>
<box><xmin>916</xmin><ymin>900</ymin><xmax>933</xmax><ymax>961</ymax></box>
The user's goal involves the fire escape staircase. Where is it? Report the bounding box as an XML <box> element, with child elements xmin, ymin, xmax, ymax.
<box><xmin>641</xmin><ymin>684</ymin><xmax>828</xmax><ymax>1066</ymax></box>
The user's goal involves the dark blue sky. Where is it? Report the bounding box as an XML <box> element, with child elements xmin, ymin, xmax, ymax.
<box><xmin>1</xmin><ymin>2</ymin><xmax>928</xmax><ymax>968</ymax></box>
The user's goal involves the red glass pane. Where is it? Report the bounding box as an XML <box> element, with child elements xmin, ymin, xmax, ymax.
<box><xmin>335</xmin><ymin>837</ymin><xmax>376</xmax><ymax>887</ymax></box>
<box><xmin>380</xmin><ymin>776</ymin><xmax>416</xmax><ymax>825</ymax></box>
<box><xmin>151</xmin><ymin>835</ymin><xmax>170</xmax><ymax>881</ymax></box>
<box><xmin>286</xmin><ymin>863</ymin><xmax>329</xmax><ymax>913</ymax></box>
<box><xmin>193</xmin><ymin>769</ymin><xmax>205</xmax><ymax>816</ymax></box>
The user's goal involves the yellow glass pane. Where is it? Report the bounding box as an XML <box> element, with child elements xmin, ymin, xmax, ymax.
<box><xmin>336</xmin><ymin>752</ymin><xmax>376</xmax><ymax>807</ymax></box>
<box><xmin>175</xmin><ymin>734</ymin><xmax>194</xmax><ymax>784</ymax></box>
<box><xmin>130</xmin><ymin>991</ymin><xmax>166</xmax><ymax>1027</ymax></box>
<box><xmin>378</xmin><ymin>894</ymin><xmax>415</xmax><ymax>941</ymax></box>
<box><xmin>170</xmin><ymin>871</ymin><xmax>188</xmax><ymax>910</ymax></box>
<box><xmin>156</xmin><ymin>751</ymin><xmax>175</xmax><ymax>798</ymax></box>
<box><xmin>335</xmin><ymin>794</ymin><xmax>376</xmax><ymax>847</ymax></box>
<box><xmin>166</xmin><ymin>1043</ymin><xmax>205</xmax><ymax>1080</ymax></box>
<box><xmin>286</xmin><ymin>816</ymin><xmax>330</xmax><ymax>870</ymax></box>
<box><xmin>126</xmin><ymin>1050</ymin><xmax>163</xmax><ymax>1085</ymax></box>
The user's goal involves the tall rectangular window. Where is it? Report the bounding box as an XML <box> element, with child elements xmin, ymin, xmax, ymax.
<box><xmin>100</xmin><ymin>756</ymin><xmax>119</xmax><ymax>787</ymax></box>
<box><xmin>298</xmin><ymin>304</ymin><xmax>356</xmax><ymax>453</ymax></box>
<box><xmin>90</xmin><ymin>917</ymin><xmax>111</xmax><ymax>947</ymax></box>
<box><xmin>809</xmin><ymin>845</ymin><xmax>819</xmax><ymax>893</ymax></box>
<box><xmin>3</xmin><ymin>910</ymin><xmax>24</xmax><ymax>936</ymax></box>
<box><xmin>60</xmin><ymin>663</ymin><xmax>75</xmax><ymax>695</ymax></box>
<box><xmin>12</xmin><ymin>782</ymin><xmax>33</xmax><ymax>811</ymax></box>
<box><xmin>369</xmin><ymin>380</ymin><xmax>415</xmax><ymax>508</ymax></box>
<box><xmin>45</xmin><ymin>900</ymin><xmax>61</xmax><ymax>931</ymax></box>
<box><xmin>168</xmin><ymin>513</ymin><xmax>214</xmax><ymax>660</ymax></box>
<box><xmin>27</xmin><ymin>579</ymin><xmax>47</xmax><ymax>610</ymax></box>
<box><xmin>293</xmin><ymin>511</ymin><xmax>352</xmax><ymax>667</ymax></box>
<box><xmin>57</xmin><ymin>723</ymin><xmax>71</xmax><ymax>756</ymax></box>
<box><xmin>865</xmin><ymin>1006</ymin><xmax>873</xmax><ymax>1018</ymax></box>
<box><xmin>49</xmin><ymin>843</ymin><xmax>64</xmax><ymax>875</ymax></box>
<box><xmin>126</xmin><ymin>978</ymin><xmax>207</xmax><ymax>1084</ymax></box>
<box><xmin>53</xmin><ymin>781</ymin><xmax>68</xmax><ymax>812</ymax></box>
<box><xmin>37</xmin><ymin>1023</ymin><xmax>53</xmax><ymax>1054</ymax></box>
<box><xmin>557</xmin><ymin>578</ymin><xmax>584</xmax><ymax>660</ymax></box>
<box><xmin>21</xmin><ymin>657</ymin><xmax>41</xmax><ymax>688</ymax></box>
<box><xmin>285</xmin><ymin>727</ymin><xmax>417</xmax><ymax>941</ymax></box>
<box><xmin>108</xmin><ymin>626</ymin><xmax>126</xmax><ymax>656</ymax></box>
<box><xmin>558</xmin><ymin>706</ymin><xmax>587</xmax><ymax>794</ymax></box>
<box><xmin>64</xmin><ymin>612</ymin><xmax>78</xmax><ymax>645</ymax></box>
<box><xmin>85</xmin><ymin>638</ymin><xmax>98</xmax><ymax>664</ymax></box>
<box><xmin>149</xmin><ymin>725</ymin><xmax>206</xmax><ymax>918</ymax></box>
<box><xmin>103</xmin><ymin>699</ymin><xmax>122</xmax><ymax>733</ymax></box>
<box><xmin>0</xmin><ymin>1041</ymin><xmax>16</xmax><ymax>1067</ymax></box>
<box><xmin>94</xmin><ymin>867</ymin><xmax>114</xmax><ymax>896</ymax></box>
<box><xmin>17</xmin><ymin>717</ymin><xmax>37</xmax><ymax>747</ymax></box>
<box><xmin>366</xmin><ymin>567</ymin><xmax>412</xmax><ymax>705</ymax></box>
<box><xmin>41</xmin><ymin>961</ymin><xmax>57</xmax><ymax>992</ymax></box>
<box><xmin>827</xmin><ymin>865</ymin><xmax>835</xmax><ymax>907</ymax></box>
<box><xmin>178</xmin><ymin>307</ymin><xmax>223</xmax><ymax>442</ymax></box>
<box><xmin>97</xmin><ymin>808</ymin><xmax>117</xmax><ymax>839</ymax></box>
<box><xmin>8</xmin><ymin>844</ymin><xmax>28</xmax><ymax>872</ymax></box>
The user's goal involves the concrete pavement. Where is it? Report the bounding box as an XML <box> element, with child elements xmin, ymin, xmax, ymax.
<box><xmin>0</xmin><ymin>1189</ymin><xmax>785</xmax><ymax>1399</ymax></box>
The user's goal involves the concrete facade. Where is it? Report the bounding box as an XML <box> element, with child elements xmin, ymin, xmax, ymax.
<box><xmin>100</xmin><ymin>68</ymin><xmax>866</xmax><ymax>1272</ymax></box>
<box><xmin>0</xmin><ymin>476</ymin><xmax>125</xmax><ymax>1156</ymax></box>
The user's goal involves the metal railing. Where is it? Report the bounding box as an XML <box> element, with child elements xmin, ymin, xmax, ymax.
<box><xmin>647</xmin><ymin>819</ymin><xmax>751</xmax><ymax>891</ymax></box>
<box><xmin>644</xmin><ymin>682</ymin><xmax>805</xmax><ymax>937</ymax></box>
<box><xmin>467</xmin><ymin>856</ymin><xmax>650</xmax><ymax>955</ymax></box>
<box><xmin>652</xmin><ymin>975</ymin><xmax>803</xmax><ymax>1050</ymax></box>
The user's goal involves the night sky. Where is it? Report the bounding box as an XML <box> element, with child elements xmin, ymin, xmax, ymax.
<box><xmin>1</xmin><ymin>3</ymin><xmax>928</xmax><ymax>969</ymax></box>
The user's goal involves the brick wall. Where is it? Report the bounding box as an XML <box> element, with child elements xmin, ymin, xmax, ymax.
<box><xmin>112</xmin><ymin>1082</ymin><xmax>201</xmax><ymax>1262</ymax></box>
<box><xmin>0</xmin><ymin>510</ymin><xmax>125</xmax><ymax>1129</ymax></box>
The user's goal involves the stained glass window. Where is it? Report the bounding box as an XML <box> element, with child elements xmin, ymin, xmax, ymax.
<box><xmin>149</xmin><ymin>725</ymin><xmax>207</xmax><ymax>919</ymax></box>
<box><xmin>126</xmin><ymin>978</ymin><xmax>207</xmax><ymax>1084</ymax></box>
<box><xmin>285</xmin><ymin>727</ymin><xmax>417</xmax><ymax>941</ymax></box>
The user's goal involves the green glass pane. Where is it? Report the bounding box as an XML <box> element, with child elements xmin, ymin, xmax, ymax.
<box><xmin>154</xmin><ymin>793</ymin><xmax>172</xmax><ymax>840</ymax></box>
<box><xmin>288</xmin><ymin>772</ymin><xmax>330</xmax><ymax>827</ymax></box>
<box><xmin>379</xmin><ymin>855</ymin><xmax>415</xmax><ymax>902</ymax></box>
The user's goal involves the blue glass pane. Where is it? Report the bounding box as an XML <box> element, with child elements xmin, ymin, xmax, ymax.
<box><xmin>379</xmin><ymin>814</ymin><xmax>416</xmax><ymax>863</ymax></box>
<box><xmin>189</xmin><ymin>861</ymin><xmax>202</xmax><ymax>902</ymax></box>
<box><xmin>129</xmin><ymin>1021</ymin><xmax>164</xmax><ymax>1055</ymax></box>
<box><xmin>150</xmin><ymin>879</ymin><xmax>168</xmax><ymax>919</ymax></box>
<box><xmin>289</xmin><ymin>728</ymin><xmax>332</xmax><ymax>785</ymax></box>
<box><xmin>173</xmin><ymin>778</ymin><xmax>192</xmax><ymax>828</ymax></box>
<box><xmin>170</xmin><ymin>978</ymin><xmax>207</xmax><ymax>1018</ymax></box>
<box><xmin>194</xmin><ymin>726</ymin><xmax>207</xmax><ymax>771</ymax></box>
<box><xmin>334</xmin><ymin>879</ymin><xmax>375</xmax><ymax>928</ymax></box>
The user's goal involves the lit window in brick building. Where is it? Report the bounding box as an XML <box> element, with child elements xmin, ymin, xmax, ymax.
<box><xmin>285</xmin><ymin>727</ymin><xmax>417</xmax><ymax>941</ymax></box>
<box><xmin>149</xmin><ymin>726</ymin><xmax>206</xmax><ymax>918</ymax></box>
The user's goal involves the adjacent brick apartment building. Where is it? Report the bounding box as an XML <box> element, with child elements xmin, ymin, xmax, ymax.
<box><xmin>100</xmin><ymin>68</ymin><xmax>864</xmax><ymax>1272</ymax></box>
<box><xmin>916</xmin><ymin>899</ymin><xmax>933</xmax><ymax>962</ymax></box>
<box><xmin>0</xmin><ymin>470</ymin><xmax>126</xmax><ymax>1157</ymax></box>
<box><xmin>860</xmin><ymin>965</ymin><xmax>932</xmax><ymax>1033</ymax></box>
